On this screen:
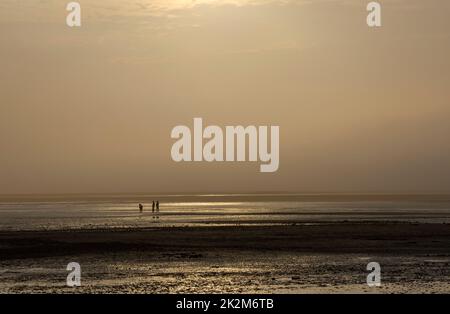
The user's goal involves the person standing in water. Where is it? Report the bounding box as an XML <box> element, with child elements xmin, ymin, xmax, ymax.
<box><xmin>138</xmin><ymin>203</ymin><xmax>143</xmax><ymax>213</ymax></box>
<box><xmin>156</xmin><ymin>201</ymin><xmax>160</xmax><ymax>219</ymax></box>
<box><xmin>152</xmin><ymin>201</ymin><xmax>155</xmax><ymax>219</ymax></box>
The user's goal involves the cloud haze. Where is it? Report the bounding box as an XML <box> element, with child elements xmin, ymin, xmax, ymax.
<box><xmin>1</xmin><ymin>0</ymin><xmax>450</xmax><ymax>194</ymax></box>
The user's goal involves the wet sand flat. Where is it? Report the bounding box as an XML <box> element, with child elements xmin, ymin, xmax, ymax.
<box><xmin>1</xmin><ymin>222</ymin><xmax>450</xmax><ymax>293</ymax></box>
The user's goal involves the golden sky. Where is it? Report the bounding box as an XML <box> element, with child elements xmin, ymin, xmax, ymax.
<box><xmin>1</xmin><ymin>0</ymin><xmax>450</xmax><ymax>194</ymax></box>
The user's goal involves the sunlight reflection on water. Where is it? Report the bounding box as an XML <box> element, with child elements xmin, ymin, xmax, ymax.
<box><xmin>1</xmin><ymin>197</ymin><xmax>450</xmax><ymax>231</ymax></box>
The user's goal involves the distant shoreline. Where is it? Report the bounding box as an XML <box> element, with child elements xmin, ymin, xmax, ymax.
<box><xmin>2</xmin><ymin>193</ymin><xmax>450</xmax><ymax>202</ymax></box>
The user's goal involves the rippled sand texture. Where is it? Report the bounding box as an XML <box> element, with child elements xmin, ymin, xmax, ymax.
<box><xmin>1</xmin><ymin>223</ymin><xmax>449</xmax><ymax>293</ymax></box>
<box><xmin>1</xmin><ymin>251</ymin><xmax>450</xmax><ymax>293</ymax></box>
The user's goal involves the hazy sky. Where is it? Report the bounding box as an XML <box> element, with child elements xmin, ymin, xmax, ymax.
<box><xmin>1</xmin><ymin>0</ymin><xmax>450</xmax><ymax>194</ymax></box>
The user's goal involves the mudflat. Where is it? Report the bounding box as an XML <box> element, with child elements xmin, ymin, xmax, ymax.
<box><xmin>1</xmin><ymin>222</ymin><xmax>449</xmax><ymax>293</ymax></box>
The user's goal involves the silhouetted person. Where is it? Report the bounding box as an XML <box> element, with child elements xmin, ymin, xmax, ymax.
<box><xmin>152</xmin><ymin>201</ymin><xmax>156</xmax><ymax>219</ymax></box>
<box><xmin>138</xmin><ymin>203</ymin><xmax>143</xmax><ymax>213</ymax></box>
<box><xmin>156</xmin><ymin>201</ymin><xmax>160</xmax><ymax>218</ymax></box>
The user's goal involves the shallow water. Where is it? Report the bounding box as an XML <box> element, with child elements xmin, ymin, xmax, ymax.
<box><xmin>1</xmin><ymin>194</ymin><xmax>450</xmax><ymax>231</ymax></box>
